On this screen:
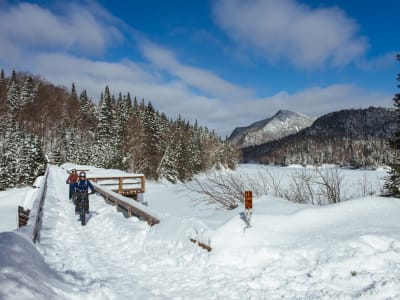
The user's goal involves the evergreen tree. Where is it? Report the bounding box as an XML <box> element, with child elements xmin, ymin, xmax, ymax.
<box><xmin>78</xmin><ymin>89</ymin><xmax>97</xmax><ymax>130</ymax></box>
<box><xmin>0</xmin><ymin>154</ymin><xmax>9</xmax><ymax>190</ymax></box>
<box><xmin>94</xmin><ymin>86</ymin><xmax>121</xmax><ymax>168</ymax></box>
<box><xmin>7</xmin><ymin>80</ymin><xmax>20</xmax><ymax>115</ymax></box>
<box><xmin>384</xmin><ymin>53</ymin><xmax>400</xmax><ymax>197</ymax></box>
<box><xmin>188</xmin><ymin>121</ymin><xmax>202</xmax><ymax>174</ymax></box>
<box><xmin>97</xmin><ymin>86</ymin><xmax>114</xmax><ymax>137</ymax></box>
<box><xmin>20</xmin><ymin>76</ymin><xmax>37</xmax><ymax>106</ymax></box>
<box><xmin>10</xmin><ymin>69</ymin><xmax>17</xmax><ymax>83</ymax></box>
<box><xmin>27</xmin><ymin>134</ymin><xmax>46</xmax><ymax>180</ymax></box>
<box><xmin>142</xmin><ymin>102</ymin><xmax>162</xmax><ymax>178</ymax></box>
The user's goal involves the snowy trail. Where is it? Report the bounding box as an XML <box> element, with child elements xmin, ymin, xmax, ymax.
<box><xmin>20</xmin><ymin>165</ymin><xmax>400</xmax><ymax>299</ymax></box>
<box><xmin>37</xmin><ymin>166</ymin><xmax>218</xmax><ymax>299</ymax></box>
<box><xmin>38</xmin><ymin>166</ymin><xmax>158</xmax><ymax>299</ymax></box>
<box><xmin>37</xmin><ymin>167</ymin><xmax>276</xmax><ymax>299</ymax></box>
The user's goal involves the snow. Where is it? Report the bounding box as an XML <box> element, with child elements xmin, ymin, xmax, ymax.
<box><xmin>1</xmin><ymin>164</ymin><xmax>400</xmax><ymax>299</ymax></box>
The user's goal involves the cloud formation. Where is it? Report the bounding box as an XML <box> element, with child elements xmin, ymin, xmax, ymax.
<box><xmin>138</xmin><ymin>41</ymin><xmax>253</xmax><ymax>100</ymax></box>
<box><xmin>212</xmin><ymin>0</ymin><xmax>368</xmax><ymax>69</ymax></box>
<box><xmin>0</xmin><ymin>1</ymin><xmax>392</xmax><ymax>137</ymax></box>
<box><xmin>0</xmin><ymin>2</ymin><xmax>122</xmax><ymax>58</ymax></box>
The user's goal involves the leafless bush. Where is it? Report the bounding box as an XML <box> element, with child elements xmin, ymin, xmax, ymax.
<box><xmin>355</xmin><ymin>171</ymin><xmax>379</xmax><ymax>197</ymax></box>
<box><xmin>313</xmin><ymin>167</ymin><xmax>347</xmax><ymax>204</ymax></box>
<box><xmin>185</xmin><ymin>166</ymin><xmax>350</xmax><ymax>209</ymax></box>
<box><xmin>185</xmin><ymin>170</ymin><xmax>244</xmax><ymax>209</ymax></box>
<box><xmin>258</xmin><ymin>167</ymin><xmax>285</xmax><ymax>198</ymax></box>
<box><xmin>286</xmin><ymin>169</ymin><xmax>318</xmax><ymax>204</ymax></box>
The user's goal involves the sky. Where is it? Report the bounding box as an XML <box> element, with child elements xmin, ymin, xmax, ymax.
<box><xmin>1</xmin><ymin>163</ymin><xmax>400</xmax><ymax>299</ymax></box>
<box><xmin>0</xmin><ymin>0</ymin><xmax>399</xmax><ymax>137</ymax></box>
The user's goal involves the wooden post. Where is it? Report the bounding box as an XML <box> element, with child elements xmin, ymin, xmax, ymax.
<box><xmin>141</xmin><ymin>175</ymin><xmax>146</xmax><ymax>193</ymax></box>
<box><xmin>189</xmin><ymin>238</ymin><xmax>212</xmax><ymax>252</ymax></box>
<box><xmin>18</xmin><ymin>206</ymin><xmax>31</xmax><ymax>228</ymax></box>
<box><xmin>244</xmin><ymin>190</ymin><xmax>253</xmax><ymax>226</ymax></box>
<box><xmin>118</xmin><ymin>177</ymin><xmax>123</xmax><ymax>194</ymax></box>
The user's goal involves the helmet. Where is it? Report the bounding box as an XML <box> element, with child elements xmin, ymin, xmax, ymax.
<box><xmin>79</xmin><ymin>172</ymin><xmax>86</xmax><ymax>178</ymax></box>
<box><xmin>72</xmin><ymin>169</ymin><xmax>77</xmax><ymax>173</ymax></box>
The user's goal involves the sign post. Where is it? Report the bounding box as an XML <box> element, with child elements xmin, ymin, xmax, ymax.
<box><xmin>244</xmin><ymin>190</ymin><xmax>253</xmax><ymax>227</ymax></box>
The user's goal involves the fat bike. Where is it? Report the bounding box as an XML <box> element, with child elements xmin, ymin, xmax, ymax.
<box><xmin>75</xmin><ymin>190</ymin><xmax>89</xmax><ymax>226</ymax></box>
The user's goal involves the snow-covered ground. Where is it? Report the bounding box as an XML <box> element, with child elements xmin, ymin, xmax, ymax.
<box><xmin>1</xmin><ymin>164</ymin><xmax>400</xmax><ymax>299</ymax></box>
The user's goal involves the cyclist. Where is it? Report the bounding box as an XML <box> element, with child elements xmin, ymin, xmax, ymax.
<box><xmin>66</xmin><ymin>169</ymin><xmax>78</xmax><ymax>200</ymax></box>
<box><xmin>73</xmin><ymin>172</ymin><xmax>95</xmax><ymax>214</ymax></box>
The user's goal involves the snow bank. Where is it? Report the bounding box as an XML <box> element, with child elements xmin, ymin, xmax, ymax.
<box><xmin>0</xmin><ymin>231</ymin><xmax>72</xmax><ymax>299</ymax></box>
<box><xmin>1</xmin><ymin>164</ymin><xmax>400</xmax><ymax>299</ymax></box>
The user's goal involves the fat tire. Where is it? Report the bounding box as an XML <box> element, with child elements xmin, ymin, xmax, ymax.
<box><xmin>80</xmin><ymin>198</ymin><xmax>86</xmax><ymax>226</ymax></box>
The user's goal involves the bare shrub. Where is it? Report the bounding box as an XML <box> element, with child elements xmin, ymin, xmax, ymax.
<box><xmin>286</xmin><ymin>168</ymin><xmax>318</xmax><ymax>204</ymax></box>
<box><xmin>256</xmin><ymin>167</ymin><xmax>285</xmax><ymax>198</ymax></box>
<box><xmin>185</xmin><ymin>170</ymin><xmax>244</xmax><ymax>210</ymax></box>
<box><xmin>185</xmin><ymin>166</ymin><xmax>350</xmax><ymax>209</ymax></box>
<box><xmin>314</xmin><ymin>167</ymin><xmax>347</xmax><ymax>204</ymax></box>
<box><xmin>355</xmin><ymin>171</ymin><xmax>379</xmax><ymax>197</ymax></box>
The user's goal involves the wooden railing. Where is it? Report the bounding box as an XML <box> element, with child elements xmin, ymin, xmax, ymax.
<box><xmin>19</xmin><ymin>166</ymin><xmax>50</xmax><ymax>243</ymax></box>
<box><xmin>190</xmin><ymin>238</ymin><xmax>212</xmax><ymax>252</ymax></box>
<box><xmin>88</xmin><ymin>175</ymin><xmax>145</xmax><ymax>199</ymax></box>
<box><xmin>93</xmin><ymin>182</ymin><xmax>160</xmax><ymax>226</ymax></box>
<box><xmin>18</xmin><ymin>206</ymin><xmax>31</xmax><ymax>228</ymax></box>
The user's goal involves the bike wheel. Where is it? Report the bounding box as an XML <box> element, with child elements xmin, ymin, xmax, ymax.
<box><xmin>80</xmin><ymin>200</ymin><xmax>86</xmax><ymax>226</ymax></box>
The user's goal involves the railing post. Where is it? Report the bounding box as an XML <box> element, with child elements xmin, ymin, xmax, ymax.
<box><xmin>244</xmin><ymin>190</ymin><xmax>253</xmax><ymax>227</ymax></box>
<box><xmin>118</xmin><ymin>177</ymin><xmax>123</xmax><ymax>194</ymax></box>
<box><xmin>142</xmin><ymin>175</ymin><xmax>146</xmax><ymax>193</ymax></box>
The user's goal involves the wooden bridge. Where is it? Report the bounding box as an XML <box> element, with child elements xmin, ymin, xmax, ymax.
<box><xmin>87</xmin><ymin>175</ymin><xmax>145</xmax><ymax>199</ymax></box>
<box><xmin>19</xmin><ymin>168</ymin><xmax>211</xmax><ymax>251</ymax></box>
<box><xmin>86</xmin><ymin>174</ymin><xmax>159</xmax><ymax>226</ymax></box>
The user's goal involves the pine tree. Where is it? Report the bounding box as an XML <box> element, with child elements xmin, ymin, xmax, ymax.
<box><xmin>10</xmin><ymin>69</ymin><xmax>17</xmax><ymax>83</ymax></box>
<box><xmin>162</xmin><ymin>129</ymin><xmax>180</xmax><ymax>183</ymax></box>
<box><xmin>94</xmin><ymin>86</ymin><xmax>121</xmax><ymax>168</ymax></box>
<box><xmin>7</xmin><ymin>80</ymin><xmax>20</xmax><ymax>115</ymax></box>
<box><xmin>97</xmin><ymin>86</ymin><xmax>114</xmax><ymax>137</ymax></box>
<box><xmin>78</xmin><ymin>89</ymin><xmax>97</xmax><ymax>130</ymax></box>
<box><xmin>20</xmin><ymin>76</ymin><xmax>37</xmax><ymax>106</ymax></box>
<box><xmin>142</xmin><ymin>102</ymin><xmax>161</xmax><ymax>178</ymax></box>
<box><xmin>384</xmin><ymin>53</ymin><xmax>400</xmax><ymax>197</ymax></box>
<box><xmin>27</xmin><ymin>134</ymin><xmax>46</xmax><ymax>180</ymax></box>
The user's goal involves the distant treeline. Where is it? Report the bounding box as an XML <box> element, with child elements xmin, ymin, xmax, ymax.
<box><xmin>0</xmin><ymin>69</ymin><xmax>238</xmax><ymax>189</ymax></box>
<box><xmin>241</xmin><ymin>107</ymin><xmax>396</xmax><ymax>168</ymax></box>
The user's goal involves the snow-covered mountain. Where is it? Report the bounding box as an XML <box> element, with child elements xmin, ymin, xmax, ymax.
<box><xmin>228</xmin><ymin>110</ymin><xmax>314</xmax><ymax>148</ymax></box>
<box><xmin>241</xmin><ymin>107</ymin><xmax>396</xmax><ymax>166</ymax></box>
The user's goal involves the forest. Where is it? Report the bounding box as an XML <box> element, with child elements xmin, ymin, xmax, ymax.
<box><xmin>241</xmin><ymin>107</ymin><xmax>396</xmax><ymax>168</ymax></box>
<box><xmin>0</xmin><ymin>69</ymin><xmax>239</xmax><ymax>189</ymax></box>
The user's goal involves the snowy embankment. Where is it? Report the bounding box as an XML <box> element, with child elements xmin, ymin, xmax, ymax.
<box><xmin>1</xmin><ymin>164</ymin><xmax>400</xmax><ymax>299</ymax></box>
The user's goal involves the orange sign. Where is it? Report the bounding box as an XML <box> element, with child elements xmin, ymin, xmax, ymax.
<box><xmin>244</xmin><ymin>190</ymin><xmax>252</xmax><ymax>209</ymax></box>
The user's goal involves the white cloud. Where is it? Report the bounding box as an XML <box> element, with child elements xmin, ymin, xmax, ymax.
<box><xmin>138</xmin><ymin>41</ymin><xmax>253</xmax><ymax>100</ymax></box>
<box><xmin>356</xmin><ymin>52</ymin><xmax>398</xmax><ymax>71</ymax></box>
<box><xmin>226</xmin><ymin>84</ymin><xmax>392</xmax><ymax>130</ymax></box>
<box><xmin>0</xmin><ymin>1</ymin><xmax>392</xmax><ymax>138</ymax></box>
<box><xmin>25</xmin><ymin>52</ymin><xmax>230</xmax><ymax>134</ymax></box>
<box><xmin>0</xmin><ymin>2</ymin><xmax>122</xmax><ymax>56</ymax></box>
<box><xmin>212</xmin><ymin>0</ymin><xmax>368</xmax><ymax>69</ymax></box>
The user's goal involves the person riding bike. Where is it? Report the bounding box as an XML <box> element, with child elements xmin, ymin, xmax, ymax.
<box><xmin>73</xmin><ymin>172</ymin><xmax>95</xmax><ymax>214</ymax></box>
<box><xmin>66</xmin><ymin>169</ymin><xmax>78</xmax><ymax>200</ymax></box>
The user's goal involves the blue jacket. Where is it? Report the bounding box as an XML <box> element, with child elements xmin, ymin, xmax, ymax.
<box><xmin>73</xmin><ymin>179</ymin><xmax>95</xmax><ymax>193</ymax></box>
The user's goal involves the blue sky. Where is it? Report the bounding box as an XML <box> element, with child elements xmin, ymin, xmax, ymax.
<box><xmin>0</xmin><ymin>0</ymin><xmax>398</xmax><ymax>136</ymax></box>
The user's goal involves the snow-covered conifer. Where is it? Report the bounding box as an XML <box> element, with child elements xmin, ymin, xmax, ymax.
<box><xmin>384</xmin><ymin>53</ymin><xmax>400</xmax><ymax>197</ymax></box>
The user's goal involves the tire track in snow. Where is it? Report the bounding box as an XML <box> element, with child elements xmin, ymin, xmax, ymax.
<box><xmin>36</xmin><ymin>167</ymin><xmax>224</xmax><ymax>299</ymax></box>
<box><xmin>37</xmin><ymin>166</ymin><xmax>155</xmax><ymax>299</ymax></box>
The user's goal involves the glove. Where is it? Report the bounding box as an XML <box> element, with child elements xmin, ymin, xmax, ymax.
<box><xmin>90</xmin><ymin>191</ymin><xmax>95</xmax><ymax>194</ymax></box>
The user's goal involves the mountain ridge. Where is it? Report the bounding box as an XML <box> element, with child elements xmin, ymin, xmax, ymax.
<box><xmin>239</xmin><ymin>106</ymin><xmax>396</xmax><ymax>167</ymax></box>
<box><xmin>228</xmin><ymin>109</ymin><xmax>315</xmax><ymax>148</ymax></box>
